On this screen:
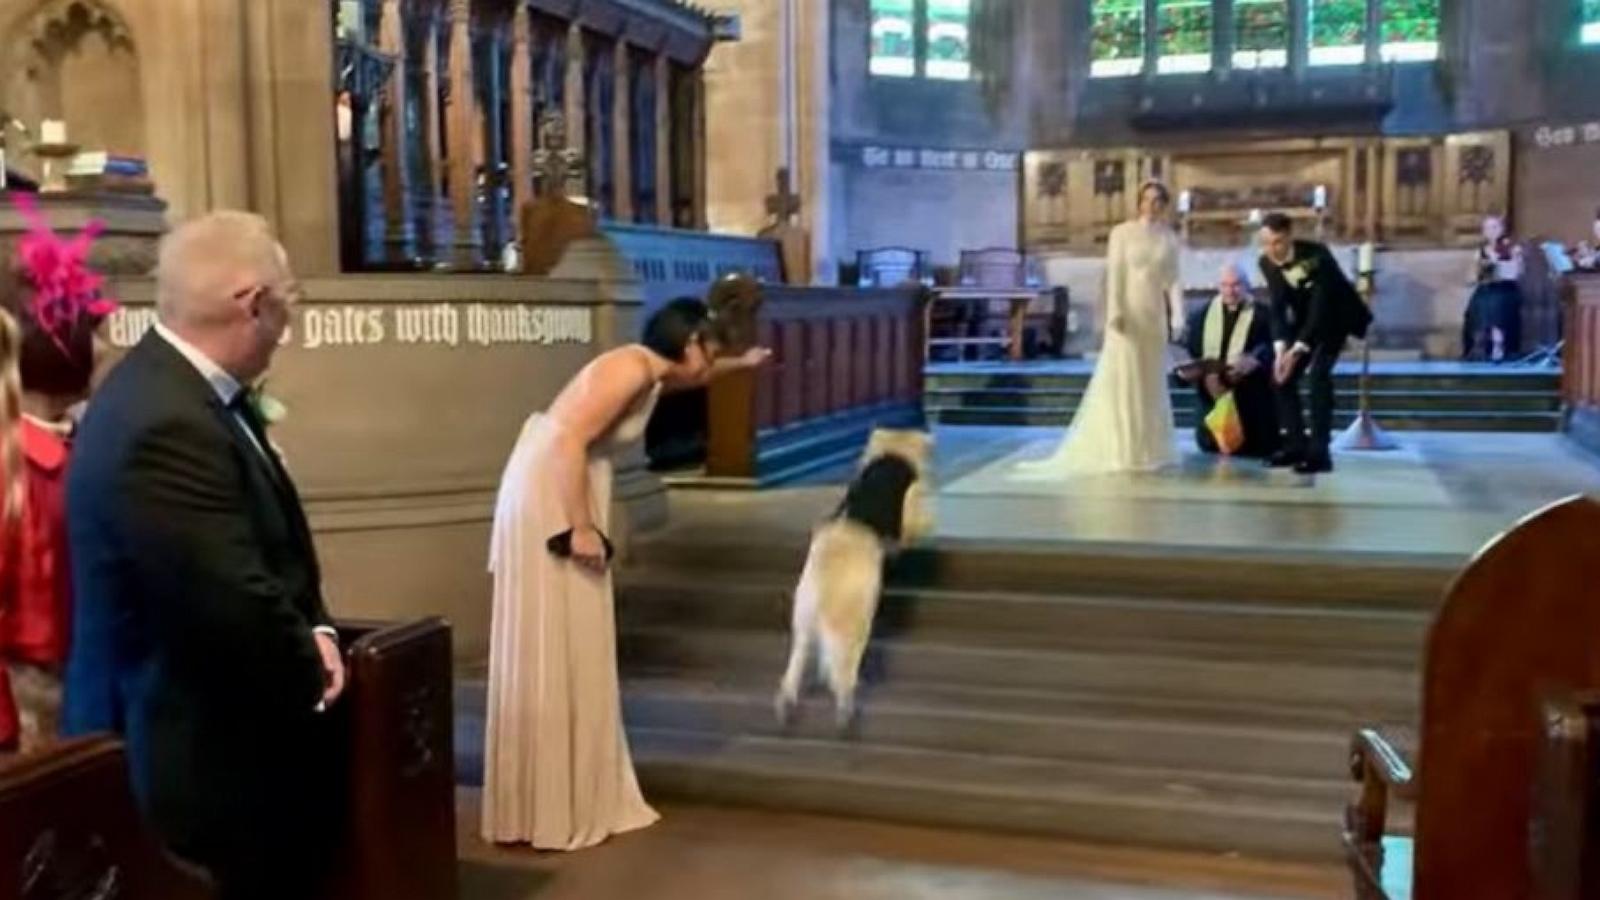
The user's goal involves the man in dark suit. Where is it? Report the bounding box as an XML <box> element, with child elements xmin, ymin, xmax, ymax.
<box><xmin>63</xmin><ymin>212</ymin><xmax>345</xmax><ymax>899</ymax></box>
<box><xmin>1179</xmin><ymin>262</ymin><xmax>1280</xmax><ymax>458</ymax></box>
<box><xmin>1257</xmin><ymin>213</ymin><xmax>1373</xmax><ymax>474</ymax></box>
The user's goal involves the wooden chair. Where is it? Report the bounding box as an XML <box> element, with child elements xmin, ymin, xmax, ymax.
<box><xmin>855</xmin><ymin>246</ymin><xmax>932</xmax><ymax>288</ymax></box>
<box><xmin>929</xmin><ymin>248</ymin><xmax>1047</xmax><ymax>362</ymax></box>
<box><xmin>0</xmin><ymin>737</ymin><xmax>217</xmax><ymax>899</ymax></box>
<box><xmin>1344</xmin><ymin>495</ymin><xmax>1600</xmax><ymax>900</ymax></box>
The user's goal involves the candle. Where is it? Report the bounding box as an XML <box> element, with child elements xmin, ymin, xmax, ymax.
<box><xmin>40</xmin><ymin>119</ymin><xmax>65</xmax><ymax>145</ymax></box>
<box><xmin>1313</xmin><ymin>184</ymin><xmax>1327</xmax><ymax>210</ymax></box>
<box><xmin>1177</xmin><ymin>190</ymin><xmax>1192</xmax><ymax>214</ymax></box>
<box><xmin>1358</xmin><ymin>241</ymin><xmax>1375</xmax><ymax>274</ymax></box>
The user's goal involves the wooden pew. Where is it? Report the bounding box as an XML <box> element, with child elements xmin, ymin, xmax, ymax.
<box><xmin>706</xmin><ymin>284</ymin><xmax>925</xmax><ymax>484</ymax></box>
<box><xmin>1343</xmin><ymin>495</ymin><xmax>1600</xmax><ymax>900</ymax></box>
<box><xmin>1531</xmin><ymin>693</ymin><xmax>1600</xmax><ymax>899</ymax></box>
<box><xmin>1564</xmin><ymin>272</ymin><xmax>1600</xmax><ymax>458</ymax></box>
<box><xmin>329</xmin><ymin>617</ymin><xmax>457</xmax><ymax>900</ymax></box>
<box><xmin>0</xmin><ymin>737</ymin><xmax>216</xmax><ymax>899</ymax></box>
<box><xmin>0</xmin><ymin>617</ymin><xmax>456</xmax><ymax>900</ymax></box>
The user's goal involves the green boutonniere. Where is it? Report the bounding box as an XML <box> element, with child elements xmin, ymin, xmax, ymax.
<box><xmin>1282</xmin><ymin>256</ymin><xmax>1319</xmax><ymax>288</ymax></box>
<box><xmin>248</xmin><ymin>383</ymin><xmax>289</xmax><ymax>427</ymax></box>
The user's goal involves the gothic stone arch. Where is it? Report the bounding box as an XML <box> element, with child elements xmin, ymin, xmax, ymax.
<box><xmin>1</xmin><ymin>0</ymin><xmax>145</xmax><ymax>174</ymax></box>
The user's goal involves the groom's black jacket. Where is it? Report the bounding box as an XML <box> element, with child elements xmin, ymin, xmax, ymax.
<box><xmin>1258</xmin><ymin>240</ymin><xmax>1373</xmax><ymax>349</ymax></box>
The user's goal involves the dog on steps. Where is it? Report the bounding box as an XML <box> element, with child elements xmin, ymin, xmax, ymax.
<box><xmin>775</xmin><ymin>429</ymin><xmax>934</xmax><ymax>731</ymax></box>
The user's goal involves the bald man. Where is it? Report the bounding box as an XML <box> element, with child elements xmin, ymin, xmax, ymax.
<box><xmin>1179</xmin><ymin>263</ymin><xmax>1280</xmax><ymax>458</ymax></box>
<box><xmin>64</xmin><ymin>212</ymin><xmax>344</xmax><ymax>899</ymax></box>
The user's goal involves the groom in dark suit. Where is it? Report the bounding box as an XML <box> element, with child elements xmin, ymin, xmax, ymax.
<box><xmin>1257</xmin><ymin>213</ymin><xmax>1373</xmax><ymax>474</ymax></box>
<box><xmin>64</xmin><ymin>212</ymin><xmax>345</xmax><ymax>900</ymax></box>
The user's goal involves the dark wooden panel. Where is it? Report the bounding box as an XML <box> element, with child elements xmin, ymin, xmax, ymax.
<box><xmin>706</xmin><ymin>285</ymin><xmax>923</xmax><ymax>481</ymax></box>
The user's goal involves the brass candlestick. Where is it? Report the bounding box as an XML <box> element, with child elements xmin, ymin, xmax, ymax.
<box><xmin>31</xmin><ymin>141</ymin><xmax>79</xmax><ymax>193</ymax></box>
<box><xmin>1333</xmin><ymin>270</ymin><xmax>1399</xmax><ymax>452</ymax></box>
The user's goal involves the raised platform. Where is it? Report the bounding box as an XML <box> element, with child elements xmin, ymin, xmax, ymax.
<box><xmin>926</xmin><ymin>360</ymin><xmax>1564</xmax><ymax>433</ymax></box>
<box><xmin>455</xmin><ymin>429</ymin><xmax>1600</xmax><ymax>863</ymax></box>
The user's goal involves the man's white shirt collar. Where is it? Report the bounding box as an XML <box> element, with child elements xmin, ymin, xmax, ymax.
<box><xmin>153</xmin><ymin>321</ymin><xmax>245</xmax><ymax>405</ymax></box>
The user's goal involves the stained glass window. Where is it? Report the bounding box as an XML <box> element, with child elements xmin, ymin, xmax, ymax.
<box><xmin>869</xmin><ymin>0</ymin><xmax>916</xmax><ymax>77</ymax></box>
<box><xmin>1091</xmin><ymin>0</ymin><xmax>1145</xmax><ymax>77</ymax></box>
<box><xmin>1380</xmin><ymin>0</ymin><xmax>1439</xmax><ymax>62</ymax></box>
<box><xmin>1233</xmin><ymin>0</ymin><xmax>1288</xmax><ymax>69</ymax></box>
<box><xmin>1586</xmin><ymin>0</ymin><xmax>1600</xmax><ymax>44</ymax></box>
<box><xmin>1309</xmin><ymin>0</ymin><xmax>1367</xmax><ymax>65</ymax></box>
<box><xmin>926</xmin><ymin>0</ymin><xmax>972</xmax><ymax>79</ymax></box>
<box><xmin>1156</xmin><ymin>0</ymin><xmax>1213</xmax><ymax>73</ymax></box>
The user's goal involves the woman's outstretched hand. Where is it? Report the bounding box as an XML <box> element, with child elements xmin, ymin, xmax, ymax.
<box><xmin>738</xmin><ymin>347</ymin><xmax>774</xmax><ymax>368</ymax></box>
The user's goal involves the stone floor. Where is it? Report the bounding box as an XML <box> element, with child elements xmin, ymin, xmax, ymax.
<box><xmin>457</xmin><ymin>793</ymin><xmax>1347</xmax><ymax>900</ymax></box>
<box><xmin>672</xmin><ymin>428</ymin><xmax>1600</xmax><ymax>565</ymax></box>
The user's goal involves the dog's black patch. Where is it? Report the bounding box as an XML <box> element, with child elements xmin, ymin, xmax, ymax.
<box><xmin>834</xmin><ymin>453</ymin><xmax>920</xmax><ymax>542</ymax></box>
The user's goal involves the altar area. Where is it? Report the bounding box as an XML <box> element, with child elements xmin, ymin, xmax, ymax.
<box><xmin>1019</xmin><ymin>132</ymin><xmax>1525</xmax><ymax>360</ymax></box>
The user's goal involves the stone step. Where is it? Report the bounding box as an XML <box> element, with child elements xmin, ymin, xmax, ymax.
<box><xmin>616</xmin><ymin>628</ymin><xmax>1418</xmax><ymax>720</ymax></box>
<box><xmin>619</xmin><ymin>677</ymin><xmax>1359</xmax><ymax>781</ymax></box>
<box><xmin>452</xmin><ymin>675</ymin><xmax>1371</xmax><ymax>784</ymax></box>
<box><xmin>625</xmin><ymin>540</ymin><xmax>1455</xmax><ymax>611</ymax></box>
<box><xmin>927</xmin><ymin>406</ymin><xmax>1562</xmax><ymax>431</ymax></box>
<box><xmin>925</xmin><ymin>387</ymin><xmax>1563</xmax><ymax>413</ymax></box>
<box><xmin>626</xmin><ymin>728</ymin><xmax>1348</xmax><ymax>861</ymax></box>
<box><xmin>616</xmin><ymin>576</ymin><xmax>1428</xmax><ymax>669</ymax></box>
<box><xmin>923</xmin><ymin>371</ymin><xmax>1561</xmax><ymax>393</ymax></box>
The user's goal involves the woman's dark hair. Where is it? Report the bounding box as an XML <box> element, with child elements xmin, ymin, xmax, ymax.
<box><xmin>641</xmin><ymin>297</ymin><xmax>711</xmax><ymax>362</ymax></box>
<box><xmin>1138</xmin><ymin>180</ymin><xmax>1171</xmax><ymax>206</ymax></box>
<box><xmin>1262</xmin><ymin>212</ymin><xmax>1294</xmax><ymax>234</ymax></box>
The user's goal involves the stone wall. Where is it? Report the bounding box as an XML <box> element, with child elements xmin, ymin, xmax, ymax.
<box><xmin>104</xmin><ymin>240</ymin><xmax>660</xmax><ymax>660</ymax></box>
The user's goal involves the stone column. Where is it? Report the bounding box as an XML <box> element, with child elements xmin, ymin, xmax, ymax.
<box><xmin>793</xmin><ymin>0</ymin><xmax>832</xmax><ymax>283</ymax></box>
<box><xmin>379</xmin><ymin>0</ymin><xmax>415</xmax><ymax>263</ymax></box>
<box><xmin>446</xmin><ymin>0</ymin><xmax>481</xmax><ymax>267</ymax></box>
<box><xmin>654</xmin><ymin>53</ymin><xmax>672</xmax><ymax>226</ymax></box>
<box><xmin>510</xmin><ymin>3</ymin><xmax>534</xmax><ymax>225</ymax></box>
<box><xmin>242</xmin><ymin>0</ymin><xmax>340</xmax><ymax>275</ymax></box>
<box><xmin>563</xmin><ymin>23</ymin><xmax>587</xmax><ymax>162</ymax></box>
<box><xmin>612</xmin><ymin>40</ymin><xmax>633</xmax><ymax>222</ymax></box>
<box><xmin>691</xmin><ymin>69</ymin><xmax>707</xmax><ymax>229</ymax></box>
<box><xmin>421</xmin><ymin>8</ymin><xmax>445</xmax><ymax>257</ymax></box>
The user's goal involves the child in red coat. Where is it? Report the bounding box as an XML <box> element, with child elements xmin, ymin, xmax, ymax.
<box><xmin>0</xmin><ymin>196</ymin><xmax>114</xmax><ymax>754</ymax></box>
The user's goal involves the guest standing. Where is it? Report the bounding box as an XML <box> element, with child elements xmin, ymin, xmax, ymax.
<box><xmin>482</xmin><ymin>298</ymin><xmax>767</xmax><ymax>850</ymax></box>
<box><xmin>63</xmin><ymin>212</ymin><xmax>345</xmax><ymax>900</ymax></box>
<box><xmin>0</xmin><ymin>198</ymin><xmax>115</xmax><ymax>755</ymax></box>
<box><xmin>1258</xmin><ymin>213</ymin><xmax>1372</xmax><ymax>475</ymax></box>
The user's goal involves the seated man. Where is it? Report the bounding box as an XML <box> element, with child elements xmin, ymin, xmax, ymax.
<box><xmin>1178</xmin><ymin>262</ymin><xmax>1281</xmax><ymax>458</ymax></box>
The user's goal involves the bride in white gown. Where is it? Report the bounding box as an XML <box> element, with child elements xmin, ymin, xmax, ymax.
<box><xmin>1024</xmin><ymin>180</ymin><xmax>1185</xmax><ymax>475</ymax></box>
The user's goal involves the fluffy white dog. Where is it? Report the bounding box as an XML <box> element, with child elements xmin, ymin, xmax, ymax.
<box><xmin>775</xmin><ymin>429</ymin><xmax>934</xmax><ymax>730</ymax></box>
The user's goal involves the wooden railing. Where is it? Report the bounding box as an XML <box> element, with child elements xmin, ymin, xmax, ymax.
<box><xmin>1563</xmin><ymin>272</ymin><xmax>1600</xmax><ymax>456</ymax></box>
<box><xmin>706</xmin><ymin>285</ymin><xmax>925</xmax><ymax>483</ymax></box>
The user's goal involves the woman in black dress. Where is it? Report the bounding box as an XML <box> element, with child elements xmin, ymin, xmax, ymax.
<box><xmin>1462</xmin><ymin>215</ymin><xmax>1523</xmax><ymax>363</ymax></box>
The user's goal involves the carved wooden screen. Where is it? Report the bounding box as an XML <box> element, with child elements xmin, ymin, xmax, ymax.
<box><xmin>1381</xmin><ymin>138</ymin><xmax>1440</xmax><ymax>242</ymax></box>
<box><xmin>1442</xmin><ymin>132</ymin><xmax>1512</xmax><ymax>246</ymax></box>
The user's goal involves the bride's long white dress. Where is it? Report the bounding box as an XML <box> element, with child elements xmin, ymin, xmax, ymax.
<box><xmin>1026</xmin><ymin>219</ymin><xmax>1183</xmax><ymax>475</ymax></box>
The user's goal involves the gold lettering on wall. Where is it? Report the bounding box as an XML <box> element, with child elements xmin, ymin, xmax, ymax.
<box><xmin>107</xmin><ymin>304</ymin><xmax>594</xmax><ymax>350</ymax></box>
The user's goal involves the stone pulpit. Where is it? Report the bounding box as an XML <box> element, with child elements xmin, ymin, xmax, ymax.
<box><xmin>0</xmin><ymin>190</ymin><xmax>168</xmax><ymax>277</ymax></box>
